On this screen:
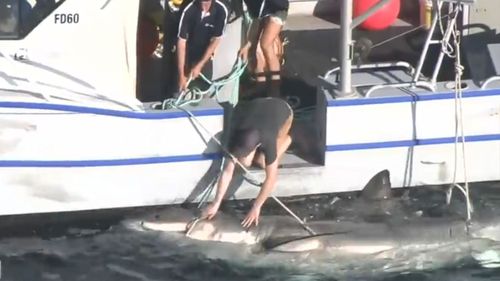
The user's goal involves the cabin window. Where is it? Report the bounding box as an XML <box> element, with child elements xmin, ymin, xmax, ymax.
<box><xmin>0</xmin><ymin>0</ymin><xmax>65</xmax><ymax>40</ymax></box>
<box><xmin>0</xmin><ymin>0</ymin><xmax>21</xmax><ymax>39</ymax></box>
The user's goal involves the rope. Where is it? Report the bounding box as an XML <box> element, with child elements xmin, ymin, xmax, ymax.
<box><xmin>175</xmin><ymin>105</ymin><xmax>316</xmax><ymax>235</ymax></box>
<box><xmin>197</xmin><ymin>158</ymin><xmax>226</xmax><ymax>209</ymax></box>
<box><xmin>154</xmin><ymin>58</ymin><xmax>248</xmax><ymax>110</ymax></box>
<box><xmin>439</xmin><ymin>2</ymin><xmax>473</xmax><ymax>221</ymax></box>
<box><xmin>369</xmin><ymin>13</ymin><xmax>453</xmax><ymax>50</ymax></box>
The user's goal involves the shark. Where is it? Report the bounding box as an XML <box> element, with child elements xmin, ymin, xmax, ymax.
<box><xmin>127</xmin><ymin>170</ymin><xmax>500</xmax><ymax>258</ymax></box>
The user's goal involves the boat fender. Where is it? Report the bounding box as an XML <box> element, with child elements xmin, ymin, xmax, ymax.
<box><xmin>354</xmin><ymin>0</ymin><xmax>400</xmax><ymax>31</ymax></box>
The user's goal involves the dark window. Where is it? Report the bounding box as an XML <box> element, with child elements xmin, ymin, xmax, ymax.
<box><xmin>0</xmin><ymin>0</ymin><xmax>21</xmax><ymax>39</ymax></box>
<box><xmin>0</xmin><ymin>0</ymin><xmax>65</xmax><ymax>40</ymax></box>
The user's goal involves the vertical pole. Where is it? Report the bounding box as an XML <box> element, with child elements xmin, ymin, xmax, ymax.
<box><xmin>339</xmin><ymin>0</ymin><xmax>353</xmax><ymax>96</ymax></box>
<box><xmin>413</xmin><ymin>0</ymin><xmax>442</xmax><ymax>83</ymax></box>
<box><xmin>431</xmin><ymin>2</ymin><xmax>457</xmax><ymax>84</ymax></box>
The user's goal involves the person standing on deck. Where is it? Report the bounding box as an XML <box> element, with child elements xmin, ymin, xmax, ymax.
<box><xmin>201</xmin><ymin>97</ymin><xmax>293</xmax><ymax>228</ymax></box>
<box><xmin>176</xmin><ymin>0</ymin><xmax>228</xmax><ymax>92</ymax></box>
<box><xmin>239</xmin><ymin>0</ymin><xmax>289</xmax><ymax>98</ymax></box>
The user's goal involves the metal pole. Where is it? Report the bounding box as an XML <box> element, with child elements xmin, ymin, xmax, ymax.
<box><xmin>413</xmin><ymin>0</ymin><xmax>442</xmax><ymax>83</ymax></box>
<box><xmin>339</xmin><ymin>0</ymin><xmax>353</xmax><ymax>96</ymax></box>
<box><xmin>431</xmin><ymin>3</ymin><xmax>458</xmax><ymax>84</ymax></box>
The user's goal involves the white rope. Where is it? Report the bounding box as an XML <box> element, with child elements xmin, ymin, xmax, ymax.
<box><xmin>440</xmin><ymin>1</ymin><xmax>473</xmax><ymax>221</ymax></box>
<box><xmin>437</xmin><ymin>1</ymin><xmax>457</xmax><ymax>58</ymax></box>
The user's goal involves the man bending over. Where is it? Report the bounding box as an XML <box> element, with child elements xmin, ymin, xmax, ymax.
<box><xmin>202</xmin><ymin>97</ymin><xmax>293</xmax><ymax>228</ymax></box>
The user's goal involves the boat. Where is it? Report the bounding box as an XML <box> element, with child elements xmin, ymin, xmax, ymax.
<box><xmin>0</xmin><ymin>0</ymin><xmax>498</xmax><ymax>221</ymax></box>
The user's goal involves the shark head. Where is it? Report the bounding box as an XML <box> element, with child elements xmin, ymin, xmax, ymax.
<box><xmin>136</xmin><ymin>207</ymin><xmax>262</xmax><ymax>245</ymax></box>
<box><xmin>139</xmin><ymin>207</ymin><xmax>197</xmax><ymax>232</ymax></box>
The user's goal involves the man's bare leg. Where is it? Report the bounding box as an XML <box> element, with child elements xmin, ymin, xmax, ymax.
<box><xmin>253</xmin><ymin>151</ymin><xmax>266</xmax><ymax>169</ymax></box>
<box><xmin>260</xmin><ymin>17</ymin><xmax>283</xmax><ymax>81</ymax></box>
<box><xmin>276</xmin><ymin>114</ymin><xmax>293</xmax><ymax>162</ymax></box>
<box><xmin>238</xmin><ymin>149</ymin><xmax>258</xmax><ymax>168</ymax></box>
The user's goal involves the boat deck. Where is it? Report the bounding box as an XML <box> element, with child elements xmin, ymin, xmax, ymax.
<box><xmin>135</xmin><ymin>0</ymin><xmax>500</xmax><ymax>170</ymax></box>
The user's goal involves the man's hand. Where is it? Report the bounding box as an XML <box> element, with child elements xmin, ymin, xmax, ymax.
<box><xmin>178</xmin><ymin>74</ymin><xmax>188</xmax><ymax>91</ymax></box>
<box><xmin>201</xmin><ymin>201</ymin><xmax>221</xmax><ymax>220</ymax></box>
<box><xmin>241</xmin><ymin>204</ymin><xmax>261</xmax><ymax>228</ymax></box>
<box><xmin>190</xmin><ymin>63</ymin><xmax>203</xmax><ymax>79</ymax></box>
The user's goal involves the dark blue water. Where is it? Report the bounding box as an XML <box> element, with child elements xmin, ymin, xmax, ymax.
<box><xmin>1</xmin><ymin>183</ymin><xmax>500</xmax><ymax>281</ymax></box>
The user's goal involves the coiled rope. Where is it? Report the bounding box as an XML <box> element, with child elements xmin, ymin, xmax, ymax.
<box><xmin>153</xmin><ymin>58</ymin><xmax>247</xmax><ymax>110</ymax></box>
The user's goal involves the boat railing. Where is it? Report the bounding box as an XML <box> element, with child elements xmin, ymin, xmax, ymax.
<box><xmin>365</xmin><ymin>81</ymin><xmax>435</xmax><ymax>97</ymax></box>
<box><xmin>323</xmin><ymin>61</ymin><xmax>416</xmax><ymax>80</ymax></box>
<box><xmin>332</xmin><ymin>0</ymin><xmax>475</xmax><ymax>98</ymax></box>
<box><xmin>322</xmin><ymin>61</ymin><xmax>436</xmax><ymax>97</ymax></box>
<box><xmin>481</xmin><ymin>76</ymin><xmax>500</xmax><ymax>90</ymax></box>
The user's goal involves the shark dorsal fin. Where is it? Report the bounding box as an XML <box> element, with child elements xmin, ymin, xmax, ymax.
<box><xmin>360</xmin><ymin>170</ymin><xmax>392</xmax><ymax>200</ymax></box>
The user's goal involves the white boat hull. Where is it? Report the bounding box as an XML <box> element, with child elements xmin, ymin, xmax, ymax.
<box><xmin>0</xmin><ymin>0</ymin><xmax>499</xmax><ymax>217</ymax></box>
<box><xmin>0</xmin><ymin>87</ymin><xmax>498</xmax><ymax>216</ymax></box>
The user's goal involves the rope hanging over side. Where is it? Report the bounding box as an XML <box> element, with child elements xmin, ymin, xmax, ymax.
<box><xmin>438</xmin><ymin>2</ymin><xmax>473</xmax><ymax>221</ymax></box>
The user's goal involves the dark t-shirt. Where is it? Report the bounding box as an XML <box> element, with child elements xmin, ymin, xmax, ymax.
<box><xmin>228</xmin><ymin>97</ymin><xmax>292</xmax><ymax>165</ymax></box>
<box><xmin>177</xmin><ymin>0</ymin><xmax>228</xmax><ymax>64</ymax></box>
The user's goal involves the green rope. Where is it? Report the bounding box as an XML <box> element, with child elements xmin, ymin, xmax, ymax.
<box><xmin>158</xmin><ymin>58</ymin><xmax>248</xmax><ymax>110</ymax></box>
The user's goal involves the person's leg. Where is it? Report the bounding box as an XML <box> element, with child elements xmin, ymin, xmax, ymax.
<box><xmin>239</xmin><ymin>148</ymin><xmax>258</xmax><ymax>168</ymax></box>
<box><xmin>246</xmin><ymin>38</ymin><xmax>268</xmax><ymax>99</ymax></box>
<box><xmin>259</xmin><ymin>15</ymin><xmax>286</xmax><ymax>97</ymax></box>
<box><xmin>275</xmin><ymin>113</ymin><xmax>293</xmax><ymax>162</ymax></box>
<box><xmin>259</xmin><ymin>16</ymin><xmax>283</xmax><ymax>81</ymax></box>
<box><xmin>253</xmin><ymin>43</ymin><xmax>267</xmax><ymax>82</ymax></box>
<box><xmin>252</xmin><ymin>150</ymin><xmax>266</xmax><ymax>169</ymax></box>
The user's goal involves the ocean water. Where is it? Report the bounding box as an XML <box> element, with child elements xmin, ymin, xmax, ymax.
<box><xmin>1</xmin><ymin>183</ymin><xmax>500</xmax><ymax>281</ymax></box>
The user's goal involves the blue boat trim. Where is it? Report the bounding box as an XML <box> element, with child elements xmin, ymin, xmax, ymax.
<box><xmin>327</xmin><ymin>88</ymin><xmax>500</xmax><ymax>107</ymax></box>
<box><xmin>327</xmin><ymin>134</ymin><xmax>500</xmax><ymax>151</ymax></box>
<box><xmin>0</xmin><ymin>102</ymin><xmax>223</xmax><ymax>119</ymax></box>
<box><xmin>2</xmin><ymin>89</ymin><xmax>500</xmax><ymax>118</ymax></box>
<box><xmin>2</xmin><ymin>134</ymin><xmax>499</xmax><ymax>168</ymax></box>
<box><xmin>0</xmin><ymin>153</ymin><xmax>222</xmax><ymax>168</ymax></box>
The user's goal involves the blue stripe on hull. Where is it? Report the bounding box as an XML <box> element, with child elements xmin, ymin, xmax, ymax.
<box><xmin>327</xmin><ymin>89</ymin><xmax>500</xmax><ymax>107</ymax></box>
<box><xmin>1</xmin><ymin>134</ymin><xmax>499</xmax><ymax>168</ymax></box>
<box><xmin>1</xmin><ymin>89</ymin><xmax>499</xmax><ymax>167</ymax></box>
<box><xmin>2</xmin><ymin>89</ymin><xmax>500</xmax><ymax>119</ymax></box>
<box><xmin>0</xmin><ymin>102</ymin><xmax>223</xmax><ymax>119</ymax></box>
<box><xmin>0</xmin><ymin>153</ymin><xmax>221</xmax><ymax>167</ymax></box>
<box><xmin>327</xmin><ymin>134</ymin><xmax>500</xmax><ymax>151</ymax></box>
